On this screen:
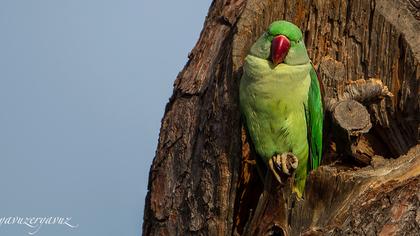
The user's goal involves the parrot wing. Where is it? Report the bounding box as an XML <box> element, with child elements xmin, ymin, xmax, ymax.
<box><xmin>305</xmin><ymin>65</ymin><xmax>323</xmax><ymax>170</ymax></box>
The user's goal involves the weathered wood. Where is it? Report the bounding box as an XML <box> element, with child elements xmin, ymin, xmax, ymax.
<box><xmin>332</xmin><ymin>100</ymin><xmax>373</xmax><ymax>165</ymax></box>
<box><xmin>238</xmin><ymin>145</ymin><xmax>420</xmax><ymax>236</ymax></box>
<box><xmin>332</xmin><ymin>100</ymin><xmax>372</xmax><ymax>136</ymax></box>
<box><xmin>143</xmin><ymin>0</ymin><xmax>419</xmax><ymax>235</ymax></box>
<box><xmin>318</xmin><ymin>56</ymin><xmax>393</xmax><ymax>165</ymax></box>
<box><xmin>142</xmin><ymin>1</ymin><xmax>246</xmax><ymax>235</ymax></box>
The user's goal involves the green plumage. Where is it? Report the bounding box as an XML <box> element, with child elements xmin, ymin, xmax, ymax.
<box><xmin>307</xmin><ymin>67</ymin><xmax>323</xmax><ymax>170</ymax></box>
<box><xmin>239</xmin><ymin>21</ymin><xmax>323</xmax><ymax>197</ymax></box>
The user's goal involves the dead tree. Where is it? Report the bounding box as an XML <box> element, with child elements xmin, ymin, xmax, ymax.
<box><xmin>143</xmin><ymin>0</ymin><xmax>419</xmax><ymax>235</ymax></box>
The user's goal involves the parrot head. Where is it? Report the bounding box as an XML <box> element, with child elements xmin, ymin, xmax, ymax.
<box><xmin>249</xmin><ymin>20</ymin><xmax>309</xmax><ymax>66</ymax></box>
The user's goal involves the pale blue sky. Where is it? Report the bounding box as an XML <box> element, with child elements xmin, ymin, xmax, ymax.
<box><xmin>0</xmin><ymin>1</ymin><xmax>211</xmax><ymax>235</ymax></box>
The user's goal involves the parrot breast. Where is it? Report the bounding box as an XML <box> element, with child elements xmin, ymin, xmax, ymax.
<box><xmin>240</xmin><ymin>55</ymin><xmax>312</xmax><ymax>164</ymax></box>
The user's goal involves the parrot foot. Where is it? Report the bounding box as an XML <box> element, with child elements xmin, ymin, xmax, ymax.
<box><xmin>268</xmin><ymin>152</ymin><xmax>299</xmax><ymax>184</ymax></box>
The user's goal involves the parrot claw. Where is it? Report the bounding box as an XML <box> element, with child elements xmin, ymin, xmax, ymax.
<box><xmin>268</xmin><ymin>153</ymin><xmax>299</xmax><ymax>184</ymax></box>
<box><xmin>283</xmin><ymin>152</ymin><xmax>299</xmax><ymax>171</ymax></box>
<box><xmin>268</xmin><ymin>155</ymin><xmax>283</xmax><ymax>184</ymax></box>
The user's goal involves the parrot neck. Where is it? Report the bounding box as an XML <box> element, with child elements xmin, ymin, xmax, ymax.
<box><xmin>244</xmin><ymin>55</ymin><xmax>311</xmax><ymax>81</ymax></box>
<box><xmin>243</xmin><ymin>55</ymin><xmax>312</xmax><ymax>105</ymax></box>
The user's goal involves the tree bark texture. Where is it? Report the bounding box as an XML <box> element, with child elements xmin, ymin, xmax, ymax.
<box><xmin>143</xmin><ymin>0</ymin><xmax>419</xmax><ymax>235</ymax></box>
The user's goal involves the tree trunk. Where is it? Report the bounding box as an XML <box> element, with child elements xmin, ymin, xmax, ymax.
<box><xmin>143</xmin><ymin>0</ymin><xmax>419</xmax><ymax>235</ymax></box>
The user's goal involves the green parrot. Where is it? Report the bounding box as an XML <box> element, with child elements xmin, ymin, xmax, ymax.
<box><xmin>239</xmin><ymin>20</ymin><xmax>323</xmax><ymax>198</ymax></box>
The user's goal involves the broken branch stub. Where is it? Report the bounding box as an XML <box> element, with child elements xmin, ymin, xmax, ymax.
<box><xmin>332</xmin><ymin>100</ymin><xmax>372</xmax><ymax>136</ymax></box>
<box><xmin>318</xmin><ymin>56</ymin><xmax>394</xmax><ymax>164</ymax></box>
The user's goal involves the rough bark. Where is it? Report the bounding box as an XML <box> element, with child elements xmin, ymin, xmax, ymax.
<box><xmin>143</xmin><ymin>0</ymin><xmax>419</xmax><ymax>235</ymax></box>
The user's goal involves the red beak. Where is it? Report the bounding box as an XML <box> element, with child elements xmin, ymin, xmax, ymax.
<box><xmin>271</xmin><ymin>35</ymin><xmax>290</xmax><ymax>65</ymax></box>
